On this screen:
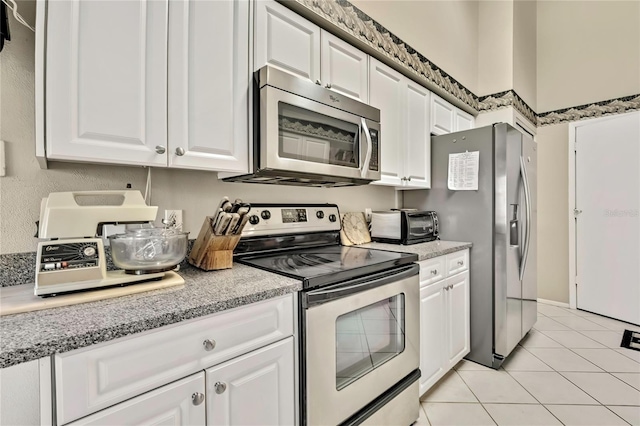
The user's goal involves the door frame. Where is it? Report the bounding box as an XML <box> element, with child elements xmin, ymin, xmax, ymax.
<box><xmin>567</xmin><ymin>111</ymin><xmax>640</xmax><ymax>309</ymax></box>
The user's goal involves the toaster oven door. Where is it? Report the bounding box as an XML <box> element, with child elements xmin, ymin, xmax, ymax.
<box><xmin>260</xmin><ymin>85</ymin><xmax>380</xmax><ymax>181</ymax></box>
<box><xmin>405</xmin><ymin>213</ymin><xmax>437</xmax><ymax>240</ymax></box>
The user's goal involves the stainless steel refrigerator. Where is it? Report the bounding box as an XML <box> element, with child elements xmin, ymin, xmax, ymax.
<box><xmin>405</xmin><ymin>123</ymin><xmax>537</xmax><ymax>368</ymax></box>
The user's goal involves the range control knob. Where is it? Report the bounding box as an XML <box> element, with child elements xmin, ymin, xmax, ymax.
<box><xmin>316</xmin><ymin>211</ymin><xmax>324</xmax><ymax>219</ymax></box>
<box><xmin>249</xmin><ymin>215</ymin><xmax>260</xmax><ymax>225</ymax></box>
<box><xmin>260</xmin><ymin>210</ymin><xmax>271</xmax><ymax>220</ymax></box>
<box><xmin>328</xmin><ymin>214</ymin><xmax>337</xmax><ymax>223</ymax></box>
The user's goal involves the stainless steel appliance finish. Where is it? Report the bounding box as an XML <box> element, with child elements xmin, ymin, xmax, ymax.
<box><xmin>222</xmin><ymin>66</ymin><xmax>381</xmax><ymax>187</ymax></box>
<box><xmin>404</xmin><ymin>123</ymin><xmax>537</xmax><ymax>368</ymax></box>
<box><xmin>234</xmin><ymin>204</ymin><xmax>420</xmax><ymax>425</ymax></box>
<box><xmin>370</xmin><ymin>210</ymin><xmax>439</xmax><ymax>245</ymax></box>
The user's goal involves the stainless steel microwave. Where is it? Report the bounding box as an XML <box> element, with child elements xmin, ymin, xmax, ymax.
<box><xmin>222</xmin><ymin>66</ymin><xmax>381</xmax><ymax>187</ymax></box>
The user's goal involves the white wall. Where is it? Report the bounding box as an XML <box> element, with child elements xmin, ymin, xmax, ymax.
<box><xmin>0</xmin><ymin>1</ymin><xmax>397</xmax><ymax>254</ymax></box>
<box><xmin>477</xmin><ymin>0</ymin><xmax>513</xmax><ymax>97</ymax></box>
<box><xmin>513</xmin><ymin>0</ymin><xmax>536</xmax><ymax>110</ymax></box>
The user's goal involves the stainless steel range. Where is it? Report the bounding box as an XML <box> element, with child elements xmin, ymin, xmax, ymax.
<box><xmin>235</xmin><ymin>204</ymin><xmax>420</xmax><ymax>426</ymax></box>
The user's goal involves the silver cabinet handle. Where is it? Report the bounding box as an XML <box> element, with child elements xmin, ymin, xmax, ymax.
<box><xmin>155</xmin><ymin>145</ymin><xmax>166</xmax><ymax>154</ymax></box>
<box><xmin>214</xmin><ymin>382</ymin><xmax>227</xmax><ymax>394</ymax></box>
<box><xmin>325</xmin><ymin>83</ymin><xmax>332</xmax><ymax>89</ymax></box>
<box><xmin>431</xmin><ymin>270</ymin><xmax>438</xmax><ymax>275</ymax></box>
<box><xmin>407</xmin><ymin>177</ymin><xmax>412</xmax><ymax>181</ymax></box>
<box><xmin>192</xmin><ymin>392</ymin><xmax>204</xmax><ymax>406</ymax></box>
<box><xmin>203</xmin><ymin>339</ymin><xmax>216</xmax><ymax>351</ymax></box>
<box><xmin>175</xmin><ymin>147</ymin><xmax>185</xmax><ymax>156</ymax></box>
<box><xmin>315</xmin><ymin>80</ymin><xmax>322</xmax><ymax>85</ymax></box>
<box><xmin>457</xmin><ymin>260</ymin><xmax>464</xmax><ymax>266</ymax></box>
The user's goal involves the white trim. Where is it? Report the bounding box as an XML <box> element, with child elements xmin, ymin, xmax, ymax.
<box><xmin>537</xmin><ymin>298</ymin><xmax>570</xmax><ymax>308</ymax></box>
<box><xmin>39</xmin><ymin>357</ymin><xmax>53</xmax><ymax>426</ymax></box>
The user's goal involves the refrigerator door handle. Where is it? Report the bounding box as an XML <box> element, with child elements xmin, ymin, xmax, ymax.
<box><xmin>519</xmin><ymin>156</ymin><xmax>532</xmax><ymax>281</ymax></box>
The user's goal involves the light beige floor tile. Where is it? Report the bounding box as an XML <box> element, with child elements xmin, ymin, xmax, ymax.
<box><xmin>607</xmin><ymin>406</ymin><xmax>640</xmax><ymax>426</ymax></box>
<box><xmin>422</xmin><ymin>403</ymin><xmax>495</xmax><ymax>426</ymax></box>
<box><xmin>617</xmin><ymin>348</ymin><xmax>640</xmax><ymax>363</ymax></box>
<box><xmin>561</xmin><ymin>372</ymin><xmax>640</xmax><ymax>405</ymax></box>
<box><xmin>579</xmin><ymin>330</ymin><xmax>624</xmax><ymax>348</ymax></box>
<box><xmin>545</xmin><ymin>405</ymin><xmax>629</xmax><ymax>425</ymax></box>
<box><xmin>457</xmin><ymin>370</ymin><xmax>536</xmax><ymax>403</ymax></box>
<box><xmin>533</xmin><ymin>316</ymin><xmax>571</xmax><ymax>331</ymax></box>
<box><xmin>455</xmin><ymin>359</ymin><xmax>495</xmax><ymax>371</ymax></box>
<box><xmin>538</xmin><ymin>304</ymin><xmax>577</xmax><ymax>317</ymax></box>
<box><xmin>502</xmin><ymin>347</ymin><xmax>553</xmax><ymax>372</ymax></box>
<box><xmin>520</xmin><ymin>330</ymin><xmax>563</xmax><ymax>348</ymax></box>
<box><xmin>483</xmin><ymin>404</ymin><xmax>562</xmax><ymax>426</ymax></box>
<box><xmin>540</xmin><ymin>330</ymin><xmax>606</xmax><ymax>349</ymax></box>
<box><xmin>509</xmin><ymin>372</ymin><xmax>598</xmax><ymax>405</ymax></box>
<box><xmin>613</xmin><ymin>373</ymin><xmax>640</xmax><ymax>391</ymax></box>
<box><xmin>585</xmin><ymin>315</ymin><xmax>640</xmax><ymax>332</ymax></box>
<box><xmin>526</xmin><ymin>348</ymin><xmax>602</xmax><ymax>372</ymax></box>
<box><xmin>567</xmin><ymin>308</ymin><xmax>601</xmax><ymax>317</ymax></box>
<box><xmin>552</xmin><ymin>315</ymin><xmax>609</xmax><ymax>331</ymax></box>
<box><xmin>415</xmin><ymin>404</ymin><xmax>431</xmax><ymax>426</ymax></box>
<box><xmin>573</xmin><ymin>348</ymin><xmax>640</xmax><ymax>373</ymax></box>
<box><xmin>422</xmin><ymin>370</ymin><xmax>478</xmax><ymax>403</ymax></box>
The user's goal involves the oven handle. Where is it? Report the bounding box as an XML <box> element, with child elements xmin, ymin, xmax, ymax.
<box><xmin>303</xmin><ymin>264</ymin><xmax>419</xmax><ymax>308</ymax></box>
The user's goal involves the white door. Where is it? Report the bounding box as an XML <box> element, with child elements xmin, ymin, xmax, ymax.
<box><xmin>419</xmin><ymin>282</ymin><xmax>445</xmax><ymax>396</ymax></box>
<box><xmin>205</xmin><ymin>337</ymin><xmax>295</xmax><ymax>426</ymax></box>
<box><xmin>404</xmin><ymin>81</ymin><xmax>431</xmax><ymax>189</ymax></box>
<box><xmin>430</xmin><ymin>94</ymin><xmax>455</xmax><ymax>136</ymax></box>
<box><xmin>255</xmin><ymin>0</ymin><xmax>320</xmax><ymax>83</ymax></box>
<box><xmin>446</xmin><ymin>271</ymin><xmax>470</xmax><ymax>368</ymax></box>
<box><xmin>67</xmin><ymin>372</ymin><xmax>205</xmax><ymax>426</ymax></box>
<box><xmin>320</xmin><ymin>31</ymin><xmax>369</xmax><ymax>102</ymax></box>
<box><xmin>168</xmin><ymin>0</ymin><xmax>249</xmax><ymax>172</ymax></box>
<box><xmin>575</xmin><ymin>112</ymin><xmax>640</xmax><ymax>325</ymax></box>
<box><xmin>45</xmin><ymin>0</ymin><xmax>168</xmax><ymax>166</ymax></box>
<box><xmin>369</xmin><ymin>58</ymin><xmax>404</xmax><ymax>187</ymax></box>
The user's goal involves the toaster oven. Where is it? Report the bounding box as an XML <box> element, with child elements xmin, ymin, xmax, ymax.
<box><xmin>370</xmin><ymin>210</ymin><xmax>439</xmax><ymax>245</ymax></box>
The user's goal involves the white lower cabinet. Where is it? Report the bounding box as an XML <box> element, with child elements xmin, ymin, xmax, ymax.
<box><xmin>418</xmin><ymin>250</ymin><xmax>470</xmax><ymax>396</ymax></box>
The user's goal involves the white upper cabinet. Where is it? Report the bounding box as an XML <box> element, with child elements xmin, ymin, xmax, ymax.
<box><xmin>320</xmin><ymin>31</ymin><xmax>369</xmax><ymax>102</ymax></box>
<box><xmin>43</xmin><ymin>0</ymin><xmax>249</xmax><ymax>172</ymax></box>
<box><xmin>431</xmin><ymin>93</ymin><xmax>475</xmax><ymax>136</ymax></box>
<box><xmin>369</xmin><ymin>58</ymin><xmax>404</xmax><ymax>187</ymax></box>
<box><xmin>168</xmin><ymin>0</ymin><xmax>249</xmax><ymax>173</ymax></box>
<box><xmin>369</xmin><ymin>58</ymin><xmax>430</xmax><ymax>189</ymax></box>
<box><xmin>255</xmin><ymin>0</ymin><xmax>320</xmax><ymax>83</ymax></box>
<box><xmin>45</xmin><ymin>0</ymin><xmax>168</xmax><ymax>166</ymax></box>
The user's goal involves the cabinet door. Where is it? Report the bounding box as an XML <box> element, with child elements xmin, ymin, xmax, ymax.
<box><xmin>369</xmin><ymin>58</ymin><xmax>404</xmax><ymax>187</ymax></box>
<box><xmin>206</xmin><ymin>337</ymin><xmax>295</xmax><ymax>426</ymax></box>
<box><xmin>320</xmin><ymin>31</ymin><xmax>368</xmax><ymax>102</ymax></box>
<box><xmin>455</xmin><ymin>110</ymin><xmax>474</xmax><ymax>132</ymax></box>
<box><xmin>67</xmin><ymin>372</ymin><xmax>205</xmax><ymax>426</ymax></box>
<box><xmin>430</xmin><ymin>94</ymin><xmax>455</xmax><ymax>136</ymax></box>
<box><xmin>168</xmin><ymin>0</ymin><xmax>249</xmax><ymax>172</ymax></box>
<box><xmin>45</xmin><ymin>0</ymin><xmax>168</xmax><ymax>166</ymax></box>
<box><xmin>446</xmin><ymin>271</ymin><xmax>470</xmax><ymax>369</ymax></box>
<box><xmin>255</xmin><ymin>0</ymin><xmax>320</xmax><ymax>83</ymax></box>
<box><xmin>403</xmin><ymin>81</ymin><xmax>431</xmax><ymax>189</ymax></box>
<box><xmin>419</xmin><ymin>282</ymin><xmax>446</xmax><ymax>396</ymax></box>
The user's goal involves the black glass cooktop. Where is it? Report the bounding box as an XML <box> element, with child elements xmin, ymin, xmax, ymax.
<box><xmin>235</xmin><ymin>245</ymin><xmax>418</xmax><ymax>289</ymax></box>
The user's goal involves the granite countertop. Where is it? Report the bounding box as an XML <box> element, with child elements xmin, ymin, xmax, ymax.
<box><xmin>0</xmin><ymin>264</ymin><xmax>301</xmax><ymax>368</ymax></box>
<box><xmin>361</xmin><ymin>240</ymin><xmax>472</xmax><ymax>261</ymax></box>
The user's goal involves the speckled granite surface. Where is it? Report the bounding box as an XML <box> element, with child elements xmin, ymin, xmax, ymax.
<box><xmin>0</xmin><ymin>264</ymin><xmax>301</xmax><ymax>368</ymax></box>
<box><xmin>0</xmin><ymin>252</ymin><xmax>37</xmax><ymax>287</ymax></box>
<box><xmin>360</xmin><ymin>240</ymin><xmax>472</xmax><ymax>261</ymax></box>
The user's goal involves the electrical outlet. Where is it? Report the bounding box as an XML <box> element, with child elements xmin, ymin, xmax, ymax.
<box><xmin>164</xmin><ymin>210</ymin><xmax>183</xmax><ymax>231</ymax></box>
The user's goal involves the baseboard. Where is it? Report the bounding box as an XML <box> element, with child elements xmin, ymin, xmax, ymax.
<box><xmin>537</xmin><ymin>298</ymin><xmax>570</xmax><ymax>308</ymax></box>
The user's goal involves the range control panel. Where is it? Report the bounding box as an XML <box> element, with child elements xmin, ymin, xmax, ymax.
<box><xmin>241</xmin><ymin>204</ymin><xmax>341</xmax><ymax>237</ymax></box>
<box><xmin>38</xmin><ymin>241</ymin><xmax>101</xmax><ymax>272</ymax></box>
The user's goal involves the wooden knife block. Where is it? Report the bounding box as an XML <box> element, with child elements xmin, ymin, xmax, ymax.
<box><xmin>188</xmin><ymin>216</ymin><xmax>242</xmax><ymax>271</ymax></box>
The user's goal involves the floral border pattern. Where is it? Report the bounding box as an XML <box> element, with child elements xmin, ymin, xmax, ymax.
<box><xmin>477</xmin><ymin>90</ymin><xmax>537</xmax><ymax>125</ymax></box>
<box><xmin>537</xmin><ymin>94</ymin><xmax>640</xmax><ymax>126</ymax></box>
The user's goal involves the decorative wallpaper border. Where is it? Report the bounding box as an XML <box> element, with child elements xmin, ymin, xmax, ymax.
<box><xmin>537</xmin><ymin>94</ymin><xmax>640</xmax><ymax>126</ymax></box>
<box><xmin>478</xmin><ymin>90</ymin><xmax>538</xmax><ymax>126</ymax></box>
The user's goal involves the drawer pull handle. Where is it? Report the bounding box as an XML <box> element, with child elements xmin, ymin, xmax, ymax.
<box><xmin>457</xmin><ymin>261</ymin><xmax>464</xmax><ymax>266</ymax></box>
<box><xmin>215</xmin><ymin>382</ymin><xmax>227</xmax><ymax>394</ymax></box>
<box><xmin>155</xmin><ymin>145</ymin><xmax>166</xmax><ymax>154</ymax></box>
<box><xmin>431</xmin><ymin>270</ymin><xmax>438</xmax><ymax>275</ymax></box>
<box><xmin>203</xmin><ymin>339</ymin><xmax>216</xmax><ymax>351</ymax></box>
<box><xmin>192</xmin><ymin>392</ymin><xmax>205</xmax><ymax>406</ymax></box>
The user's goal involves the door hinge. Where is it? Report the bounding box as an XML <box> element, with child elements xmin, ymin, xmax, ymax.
<box><xmin>573</xmin><ymin>208</ymin><xmax>583</xmax><ymax>217</ymax></box>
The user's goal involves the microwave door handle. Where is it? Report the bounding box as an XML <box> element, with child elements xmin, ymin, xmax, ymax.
<box><xmin>360</xmin><ymin>117</ymin><xmax>372</xmax><ymax>178</ymax></box>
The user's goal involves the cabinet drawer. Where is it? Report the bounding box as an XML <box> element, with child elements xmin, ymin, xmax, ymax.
<box><xmin>56</xmin><ymin>294</ymin><xmax>294</xmax><ymax>424</ymax></box>
<box><xmin>446</xmin><ymin>249</ymin><xmax>469</xmax><ymax>276</ymax></box>
<box><xmin>419</xmin><ymin>256</ymin><xmax>446</xmax><ymax>287</ymax></box>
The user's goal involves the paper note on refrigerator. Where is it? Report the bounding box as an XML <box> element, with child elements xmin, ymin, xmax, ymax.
<box><xmin>448</xmin><ymin>151</ymin><xmax>479</xmax><ymax>190</ymax></box>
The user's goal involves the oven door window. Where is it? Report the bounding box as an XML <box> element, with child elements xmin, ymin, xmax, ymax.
<box><xmin>408</xmin><ymin>216</ymin><xmax>434</xmax><ymax>237</ymax></box>
<box><xmin>335</xmin><ymin>294</ymin><xmax>405</xmax><ymax>390</ymax></box>
<box><xmin>278</xmin><ymin>103</ymin><xmax>360</xmax><ymax>168</ymax></box>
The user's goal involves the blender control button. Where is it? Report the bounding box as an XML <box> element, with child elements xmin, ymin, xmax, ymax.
<box><xmin>83</xmin><ymin>246</ymin><xmax>96</xmax><ymax>257</ymax></box>
<box><xmin>62</xmin><ymin>262</ymin><xmax>68</xmax><ymax>268</ymax></box>
<box><xmin>316</xmin><ymin>211</ymin><xmax>324</xmax><ymax>219</ymax></box>
<box><xmin>56</xmin><ymin>263</ymin><xmax>61</xmax><ymax>269</ymax></box>
<box><xmin>328</xmin><ymin>214</ymin><xmax>337</xmax><ymax>222</ymax></box>
<box><xmin>44</xmin><ymin>263</ymin><xmax>55</xmax><ymax>270</ymax></box>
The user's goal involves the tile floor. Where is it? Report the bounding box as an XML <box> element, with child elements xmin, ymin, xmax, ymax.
<box><xmin>416</xmin><ymin>303</ymin><xmax>640</xmax><ymax>425</ymax></box>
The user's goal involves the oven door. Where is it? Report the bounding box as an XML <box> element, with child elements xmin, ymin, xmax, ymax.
<box><xmin>404</xmin><ymin>212</ymin><xmax>437</xmax><ymax>242</ymax></box>
<box><xmin>303</xmin><ymin>264</ymin><xmax>419</xmax><ymax>425</ymax></box>
<box><xmin>261</xmin><ymin>85</ymin><xmax>381</xmax><ymax>181</ymax></box>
